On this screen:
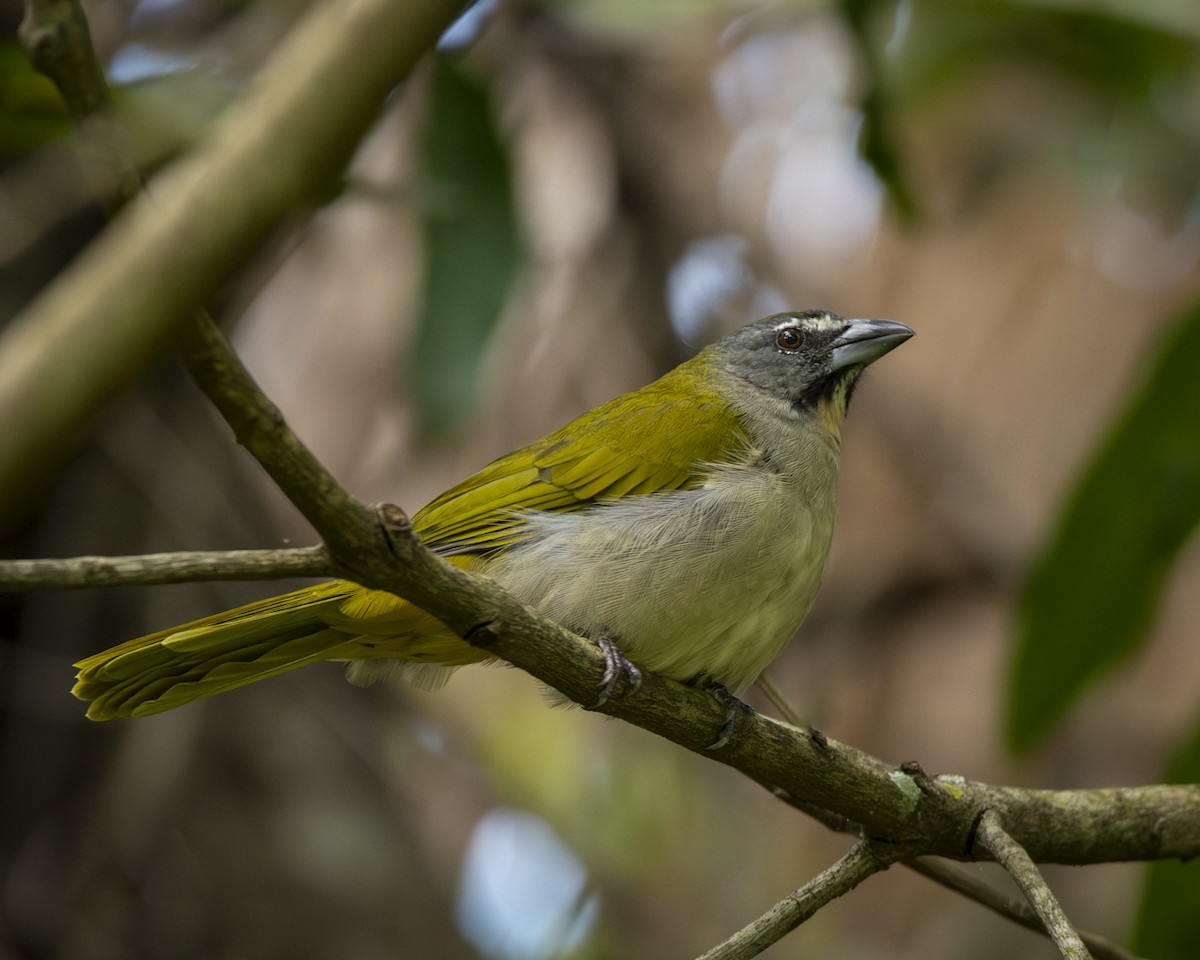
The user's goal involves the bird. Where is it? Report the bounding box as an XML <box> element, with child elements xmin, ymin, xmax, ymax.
<box><xmin>73</xmin><ymin>310</ymin><xmax>912</xmax><ymax>720</ymax></box>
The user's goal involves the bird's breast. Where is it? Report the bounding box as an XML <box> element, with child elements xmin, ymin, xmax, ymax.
<box><xmin>487</xmin><ymin>458</ymin><xmax>838</xmax><ymax>691</ymax></box>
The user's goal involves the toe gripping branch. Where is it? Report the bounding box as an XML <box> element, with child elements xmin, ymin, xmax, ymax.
<box><xmin>580</xmin><ymin>638</ymin><xmax>753</xmax><ymax>752</ymax></box>
<box><xmin>699</xmin><ymin>681</ymin><xmax>754</xmax><ymax>750</ymax></box>
<box><xmin>592</xmin><ymin>636</ymin><xmax>643</xmax><ymax>708</ymax></box>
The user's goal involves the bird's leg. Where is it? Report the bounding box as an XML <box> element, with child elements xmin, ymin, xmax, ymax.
<box><xmin>592</xmin><ymin>636</ymin><xmax>643</xmax><ymax>708</ymax></box>
<box><xmin>695</xmin><ymin>680</ymin><xmax>754</xmax><ymax>750</ymax></box>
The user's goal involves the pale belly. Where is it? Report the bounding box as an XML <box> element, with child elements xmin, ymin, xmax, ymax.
<box><xmin>487</xmin><ymin>466</ymin><xmax>836</xmax><ymax>692</ymax></box>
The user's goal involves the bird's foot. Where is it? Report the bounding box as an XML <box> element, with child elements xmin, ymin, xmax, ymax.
<box><xmin>592</xmin><ymin>636</ymin><xmax>643</xmax><ymax>708</ymax></box>
<box><xmin>696</xmin><ymin>681</ymin><xmax>754</xmax><ymax>750</ymax></box>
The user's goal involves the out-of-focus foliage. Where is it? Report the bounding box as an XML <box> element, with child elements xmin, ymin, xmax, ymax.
<box><xmin>839</xmin><ymin>0</ymin><xmax>917</xmax><ymax>219</ymax></box>
<box><xmin>877</xmin><ymin>0</ymin><xmax>1194</xmax><ymax>100</ymax></box>
<box><xmin>1010</xmin><ymin>300</ymin><xmax>1200</xmax><ymax>751</ymax></box>
<box><xmin>412</xmin><ymin>55</ymin><xmax>521</xmax><ymax>436</ymax></box>
<box><xmin>0</xmin><ymin>38</ymin><xmax>69</xmax><ymax>152</ymax></box>
<box><xmin>852</xmin><ymin>0</ymin><xmax>1200</xmax><ymax>209</ymax></box>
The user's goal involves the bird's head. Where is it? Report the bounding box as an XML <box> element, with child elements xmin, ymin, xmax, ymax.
<box><xmin>708</xmin><ymin>310</ymin><xmax>912</xmax><ymax>436</ymax></box>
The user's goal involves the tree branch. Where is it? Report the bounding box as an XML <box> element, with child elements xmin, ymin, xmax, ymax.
<box><xmin>142</xmin><ymin>301</ymin><xmax>1200</xmax><ymax>869</ymax></box>
<box><xmin>15</xmin><ymin>300</ymin><xmax>1200</xmax><ymax>869</ymax></box>
<box><xmin>0</xmin><ymin>0</ymin><xmax>465</xmax><ymax>531</ymax></box>
<box><xmin>975</xmin><ymin>810</ymin><xmax>1094</xmax><ymax>960</ymax></box>
<box><xmin>763</xmin><ymin>772</ymin><xmax>1145</xmax><ymax>959</ymax></box>
<box><xmin>695</xmin><ymin>841</ymin><xmax>904</xmax><ymax>960</ymax></box>
<box><xmin>15</xmin><ymin>0</ymin><xmax>391</xmax><ymax>564</ymax></box>
<box><xmin>0</xmin><ymin>547</ymin><xmax>330</xmax><ymax>589</ymax></box>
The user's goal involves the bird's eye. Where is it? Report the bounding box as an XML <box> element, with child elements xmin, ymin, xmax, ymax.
<box><xmin>775</xmin><ymin>327</ymin><xmax>804</xmax><ymax>352</ymax></box>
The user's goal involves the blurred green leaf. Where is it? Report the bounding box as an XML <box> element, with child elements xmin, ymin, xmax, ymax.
<box><xmin>889</xmin><ymin>0</ymin><xmax>1193</xmax><ymax>102</ymax></box>
<box><xmin>841</xmin><ymin>0</ymin><xmax>920</xmax><ymax>221</ymax></box>
<box><xmin>0</xmin><ymin>39</ymin><xmax>70</xmax><ymax>153</ymax></box>
<box><xmin>412</xmin><ymin>56</ymin><xmax>521</xmax><ymax>435</ymax></box>
<box><xmin>1132</xmin><ymin>720</ymin><xmax>1200</xmax><ymax>959</ymax></box>
<box><xmin>849</xmin><ymin>0</ymin><xmax>1197</xmax><ymax>220</ymax></box>
<box><xmin>1009</xmin><ymin>301</ymin><xmax>1200</xmax><ymax>752</ymax></box>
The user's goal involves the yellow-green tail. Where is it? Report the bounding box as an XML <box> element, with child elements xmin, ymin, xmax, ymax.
<box><xmin>72</xmin><ymin>579</ymin><xmax>484</xmax><ymax>720</ymax></box>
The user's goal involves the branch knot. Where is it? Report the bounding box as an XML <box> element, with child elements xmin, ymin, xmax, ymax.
<box><xmin>375</xmin><ymin>501</ymin><xmax>413</xmax><ymax>555</ymax></box>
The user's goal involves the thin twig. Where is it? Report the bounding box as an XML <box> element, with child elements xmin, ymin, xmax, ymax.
<box><xmin>695</xmin><ymin>841</ymin><xmax>903</xmax><ymax>960</ymax></box>
<box><xmin>766</xmin><ymin>780</ymin><xmax>1139</xmax><ymax>958</ymax></box>
<box><xmin>18</xmin><ymin>0</ymin><xmax>141</xmax><ymax>212</ymax></box>
<box><xmin>0</xmin><ymin>546</ymin><xmax>331</xmax><ymax>590</ymax></box>
<box><xmin>906</xmin><ymin>858</ymin><xmax>1142</xmax><ymax>960</ymax></box>
<box><xmin>976</xmin><ymin>810</ymin><xmax>1095</xmax><ymax>960</ymax></box>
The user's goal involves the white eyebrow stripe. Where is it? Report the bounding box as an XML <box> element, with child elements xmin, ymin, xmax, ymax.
<box><xmin>772</xmin><ymin>312</ymin><xmax>840</xmax><ymax>333</ymax></box>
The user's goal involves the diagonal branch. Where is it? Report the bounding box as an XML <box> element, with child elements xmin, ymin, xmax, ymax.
<box><xmin>975</xmin><ymin>810</ymin><xmax>1094</xmax><ymax>960</ymax></box>
<box><xmin>6</xmin><ymin>300</ymin><xmax>1200</xmax><ymax>869</ymax></box>
<box><xmin>15</xmin><ymin>0</ymin><xmax>391</xmax><ymax>573</ymax></box>
<box><xmin>695</xmin><ymin>840</ymin><xmax>906</xmax><ymax>960</ymax></box>
<box><xmin>102</xmin><ymin>297</ymin><xmax>1200</xmax><ymax>870</ymax></box>
<box><xmin>181</xmin><ymin>315</ymin><xmax>384</xmax><ymax>569</ymax></box>
<box><xmin>0</xmin><ymin>0</ymin><xmax>465</xmax><ymax>531</ymax></box>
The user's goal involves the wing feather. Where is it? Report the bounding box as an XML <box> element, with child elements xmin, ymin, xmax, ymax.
<box><xmin>413</xmin><ymin>368</ymin><xmax>747</xmax><ymax>555</ymax></box>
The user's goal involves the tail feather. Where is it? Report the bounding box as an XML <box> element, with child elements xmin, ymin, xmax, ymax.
<box><xmin>124</xmin><ymin>630</ymin><xmax>359</xmax><ymax>719</ymax></box>
<box><xmin>77</xmin><ymin>624</ymin><xmax>358</xmax><ymax>720</ymax></box>
<box><xmin>76</xmin><ymin>582</ymin><xmax>365</xmax><ymax>720</ymax></box>
<box><xmin>76</xmin><ymin>582</ymin><xmax>353</xmax><ymax>674</ymax></box>
<box><xmin>73</xmin><ymin>571</ymin><xmax>493</xmax><ymax>720</ymax></box>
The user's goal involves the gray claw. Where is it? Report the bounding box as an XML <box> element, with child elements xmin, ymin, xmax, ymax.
<box><xmin>701</xmin><ymin>682</ymin><xmax>752</xmax><ymax>750</ymax></box>
<box><xmin>593</xmin><ymin>636</ymin><xmax>642</xmax><ymax>708</ymax></box>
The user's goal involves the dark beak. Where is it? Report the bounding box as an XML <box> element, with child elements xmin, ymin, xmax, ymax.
<box><xmin>830</xmin><ymin>319</ymin><xmax>913</xmax><ymax>371</ymax></box>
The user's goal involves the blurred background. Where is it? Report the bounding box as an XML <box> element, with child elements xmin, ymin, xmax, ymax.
<box><xmin>2</xmin><ymin>0</ymin><xmax>1200</xmax><ymax>957</ymax></box>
